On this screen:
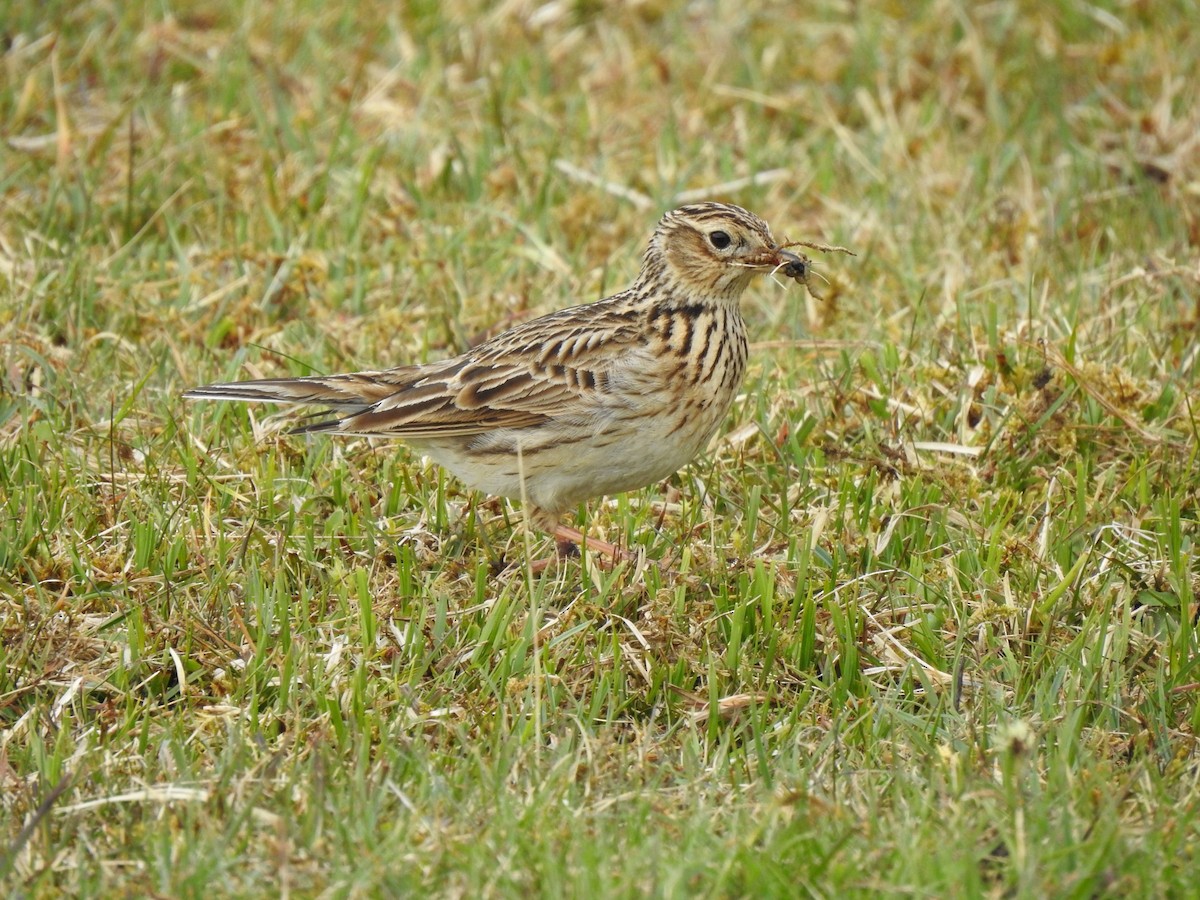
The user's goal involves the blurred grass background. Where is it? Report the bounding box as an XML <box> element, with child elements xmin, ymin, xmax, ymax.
<box><xmin>2</xmin><ymin>0</ymin><xmax>1199</xmax><ymax>894</ymax></box>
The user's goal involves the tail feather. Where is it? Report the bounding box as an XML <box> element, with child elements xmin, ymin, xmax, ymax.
<box><xmin>183</xmin><ymin>373</ymin><xmax>400</xmax><ymax>411</ymax></box>
<box><xmin>288</xmin><ymin>415</ymin><xmax>353</xmax><ymax>435</ymax></box>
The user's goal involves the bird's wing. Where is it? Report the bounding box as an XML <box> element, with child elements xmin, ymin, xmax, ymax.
<box><xmin>184</xmin><ymin>298</ymin><xmax>651</xmax><ymax>439</ymax></box>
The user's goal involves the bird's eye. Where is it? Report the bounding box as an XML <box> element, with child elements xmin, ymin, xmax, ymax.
<box><xmin>708</xmin><ymin>230</ymin><xmax>732</xmax><ymax>250</ymax></box>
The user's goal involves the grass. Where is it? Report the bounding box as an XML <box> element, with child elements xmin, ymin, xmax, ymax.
<box><xmin>2</xmin><ymin>0</ymin><xmax>1199</xmax><ymax>895</ymax></box>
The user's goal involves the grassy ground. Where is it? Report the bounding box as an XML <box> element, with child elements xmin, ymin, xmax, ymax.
<box><xmin>3</xmin><ymin>0</ymin><xmax>1199</xmax><ymax>895</ymax></box>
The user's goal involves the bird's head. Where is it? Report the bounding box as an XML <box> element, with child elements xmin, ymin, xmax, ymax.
<box><xmin>640</xmin><ymin>202</ymin><xmax>807</xmax><ymax>303</ymax></box>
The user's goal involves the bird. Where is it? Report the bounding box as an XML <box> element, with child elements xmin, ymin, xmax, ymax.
<box><xmin>184</xmin><ymin>202</ymin><xmax>811</xmax><ymax>562</ymax></box>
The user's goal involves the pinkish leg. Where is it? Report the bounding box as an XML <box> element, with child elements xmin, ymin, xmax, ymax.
<box><xmin>552</xmin><ymin>523</ymin><xmax>634</xmax><ymax>563</ymax></box>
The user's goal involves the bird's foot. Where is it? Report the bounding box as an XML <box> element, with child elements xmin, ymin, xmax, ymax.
<box><xmin>552</xmin><ymin>523</ymin><xmax>635</xmax><ymax>564</ymax></box>
<box><xmin>523</xmin><ymin>524</ymin><xmax>636</xmax><ymax>573</ymax></box>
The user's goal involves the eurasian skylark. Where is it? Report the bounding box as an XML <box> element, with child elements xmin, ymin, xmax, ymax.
<box><xmin>185</xmin><ymin>202</ymin><xmax>810</xmax><ymax>558</ymax></box>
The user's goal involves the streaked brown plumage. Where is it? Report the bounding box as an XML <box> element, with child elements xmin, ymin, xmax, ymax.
<box><xmin>185</xmin><ymin>202</ymin><xmax>808</xmax><ymax>556</ymax></box>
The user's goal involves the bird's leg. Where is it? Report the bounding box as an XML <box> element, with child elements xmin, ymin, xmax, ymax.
<box><xmin>525</xmin><ymin>526</ymin><xmax>633</xmax><ymax>574</ymax></box>
<box><xmin>526</xmin><ymin>535</ymin><xmax>580</xmax><ymax>575</ymax></box>
<box><xmin>551</xmin><ymin>523</ymin><xmax>633</xmax><ymax>563</ymax></box>
<box><xmin>520</xmin><ymin>506</ymin><xmax>636</xmax><ymax>572</ymax></box>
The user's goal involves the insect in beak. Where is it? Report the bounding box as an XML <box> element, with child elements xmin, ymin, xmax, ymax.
<box><xmin>777</xmin><ymin>248</ymin><xmax>809</xmax><ymax>281</ymax></box>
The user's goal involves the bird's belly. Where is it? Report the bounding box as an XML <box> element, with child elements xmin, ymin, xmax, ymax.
<box><xmin>414</xmin><ymin>395</ymin><xmax>733</xmax><ymax>515</ymax></box>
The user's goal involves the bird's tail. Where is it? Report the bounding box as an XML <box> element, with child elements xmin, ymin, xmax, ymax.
<box><xmin>183</xmin><ymin>372</ymin><xmax>399</xmax><ymax>414</ymax></box>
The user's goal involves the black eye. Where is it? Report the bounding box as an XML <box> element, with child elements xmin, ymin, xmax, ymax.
<box><xmin>709</xmin><ymin>230</ymin><xmax>731</xmax><ymax>250</ymax></box>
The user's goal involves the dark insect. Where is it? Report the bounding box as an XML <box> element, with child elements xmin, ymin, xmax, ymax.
<box><xmin>782</xmin><ymin>256</ymin><xmax>809</xmax><ymax>281</ymax></box>
<box><xmin>776</xmin><ymin>238</ymin><xmax>855</xmax><ymax>298</ymax></box>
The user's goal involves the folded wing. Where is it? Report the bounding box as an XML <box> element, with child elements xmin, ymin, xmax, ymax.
<box><xmin>184</xmin><ymin>300</ymin><xmax>648</xmax><ymax>440</ymax></box>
